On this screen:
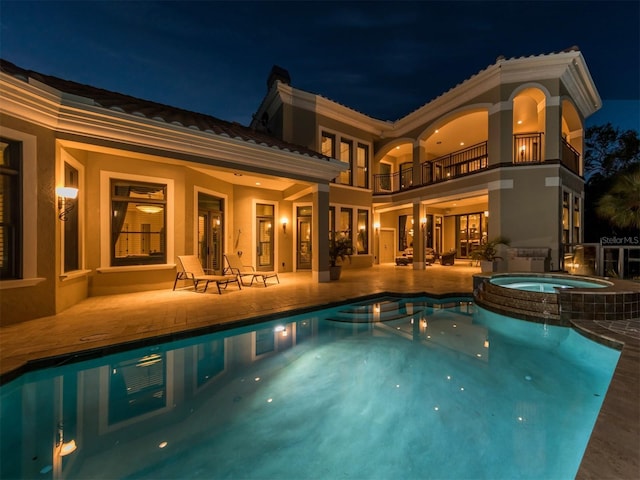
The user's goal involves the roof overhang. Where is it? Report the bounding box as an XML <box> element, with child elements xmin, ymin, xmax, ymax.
<box><xmin>0</xmin><ymin>71</ymin><xmax>347</xmax><ymax>184</ymax></box>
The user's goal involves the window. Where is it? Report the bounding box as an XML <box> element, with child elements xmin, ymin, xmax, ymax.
<box><xmin>322</xmin><ymin>130</ymin><xmax>371</xmax><ymax>189</ymax></box>
<box><xmin>573</xmin><ymin>196</ymin><xmax>581</xmax><ymax>243</ymax></box>
<box><xmin>0</xmin><ymin>139</ymin><xmax>21</xmax><ymax>279</ymax></box>
<box><xmin>399</xmin><ymin>215</ymin><xmax>413</xmax><ymax>251</ymax></box>
<box><xmin>356</xmin><ymin>209</ymin><xmax>368</xmax><ymax>254</ymax></box>
<box><xmin>562</xmin><ymin>192</ymin><xmax>570</xmax><ymax>244</ymax></box>
<box><xmin>339</xmin><ymin>207</ymin><xmax>352</xmax><ymax>245</ymax></box>
<box><xmin>321</xmin><ymin>132</ymin><xmax>335</xmax><ymax>158</ymax></box>
<box><xmin>63</xmin><ymin>162</ymin><xmax>79</xmax><ymax>272</ymax></box>
<box><xmin>111</xmin><ymin>180</ymin><xmax>166</xmax><ymax>266</ymax></box>
<box><xmin>338</xmin><ymin>139</ymin><xmax>352</xmax><ymax>185</ymax></box>
<box><xmin>356</xmin><ymin>144</ymin><xmax>369</xmax><ymax>189</ymax></box>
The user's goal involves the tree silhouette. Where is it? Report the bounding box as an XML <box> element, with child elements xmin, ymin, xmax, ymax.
<box><xmin>596</xmin><ymin>167</ymin><xmax>640</xmax><ymax>230</ymax></box>
<box><xmin>584</xmin><ymin>123</ymin><xmax>640</xmax><ymax>241</ymax></box>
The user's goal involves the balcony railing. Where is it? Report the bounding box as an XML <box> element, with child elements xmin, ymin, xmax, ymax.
<box><xmin>373</xmin><ymin>142</ymin><xmax>488</xmax><ymax>194</ymax></box>
<box><xmin>561</xmin><ymin>139</ymin><xmax>580</xmax><ymax>174</ymax></box>
<box><xmin>513</xmin><ymin>133</ymin><xmax>543</xmax><ymax>163</ymax></box>
<box><xmin>373</xmin><ymin>133</ymin><xmax>581</xmax><ymax>195</ymax></box>
<box><xmin>422</xmin><ymin>142</ymin><xmax>488</xmax><ymax>184</ymax></box>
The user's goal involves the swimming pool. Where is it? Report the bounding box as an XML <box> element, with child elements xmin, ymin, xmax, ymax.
<box><xmin>490</xmin><ymin>275</ymin><xmax>610</xmax><ymax>293</ymax></box>
<box><xmin>0</xmin><ymin>296</ymin><xmax>620</xmax><ymax>479</ymax></box>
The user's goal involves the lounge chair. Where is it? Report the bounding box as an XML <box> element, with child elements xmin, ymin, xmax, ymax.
<box><xmin>224</xmin><ymin>253</ymin><xmax>279</xmax><ymax>287</ymax></box>
<box><xmin>173</xmin><ymin>255</ymin><xmax>241</xmax><ymax>294</ymax></box>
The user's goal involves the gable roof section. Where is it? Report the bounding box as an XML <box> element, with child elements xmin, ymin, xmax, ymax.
<box><xmin>255</xmin><ymin>47</ymin><xmax>601</xmax><ymax>139</ymax></box>
<box><xmin>0</xmin><ymin>59</ymin><xmax>331</xmax><ymax>162</ymax></box>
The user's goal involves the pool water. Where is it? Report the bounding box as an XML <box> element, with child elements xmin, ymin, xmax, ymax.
<box><xmin>0</xmin><ymin>297</ymin><xmax>620</xmax><ymax>479</ymax></box>
<box><xmin>490</xmin><ymin>275</ymin><xmax>608</xmax><ymax>293</ymax></box>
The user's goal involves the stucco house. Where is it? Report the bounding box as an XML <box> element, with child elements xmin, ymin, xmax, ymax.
<box><xmin>0</xmin><ymin>47</ymin><xmax>601</xmax><ymax>324</ymax></box>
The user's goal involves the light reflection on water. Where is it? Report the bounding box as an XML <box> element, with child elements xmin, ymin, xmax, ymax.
<box><xmin>0</xmin><ymin>297</ymin><xmax>620</xmax><ymax>479</ymax></box>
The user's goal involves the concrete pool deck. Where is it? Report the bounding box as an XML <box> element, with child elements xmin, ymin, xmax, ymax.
<box><xmin>1</xmin><ymin>263</ymin><xmax>638</xmax><ymax>478</ymax></box>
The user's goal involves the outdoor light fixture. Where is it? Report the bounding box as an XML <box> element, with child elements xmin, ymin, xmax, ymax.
<box><xmin>281</xmin><ymin>217</ymin><xmax>288</xmax><ymax>234</ymax></box>
<box><xmin>57</xmin><ymin>423</ymin><xmax>77</xmax><ymax>457</ymax></box>
<box><xmin>135</xmin><ymin>205</ymin><xmax>163</xmax><ymax>214</ymax></box>
<box><xmin>56</xmin><ymin>186</ymin><xmax>78</xmax><ymax>221</ymax></box>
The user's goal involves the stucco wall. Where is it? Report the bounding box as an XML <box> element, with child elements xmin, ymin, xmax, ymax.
<box><xmin>0</xmin><ymin>116</ymin><xmax>57</xmax><ymax>325</ymax></box>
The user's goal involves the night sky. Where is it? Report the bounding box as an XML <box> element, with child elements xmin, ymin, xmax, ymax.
<box><xmin>1</xmin><ymin>0</ymin><xmax>638</xmax><ymax>130</ymax></box>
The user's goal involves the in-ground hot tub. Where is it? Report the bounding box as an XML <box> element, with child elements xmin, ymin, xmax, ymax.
<box><xmin>474</xmin><ymin>273</ymin><xmax>639</xmax><ymax>325</ymax></box>
<box><xmin>490</xmin><ymin>275</ymin><xmax>610</xmax><ymax>293</ymax></box>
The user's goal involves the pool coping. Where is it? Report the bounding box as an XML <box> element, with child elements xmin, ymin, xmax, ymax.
<box><xmin>0</xmin><ymin>291</ymin><xmax>473</xmax><ymax>386</ymax></box>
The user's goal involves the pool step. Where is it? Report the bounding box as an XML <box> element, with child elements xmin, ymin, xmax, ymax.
<box><xmin>327</xmin><ymin>299</ymin><xmax>426</xmax><ymax>323</ymax></box>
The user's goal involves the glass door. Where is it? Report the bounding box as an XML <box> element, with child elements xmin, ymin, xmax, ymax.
<box><xmin>457</xmin><ymin>213</ymin><xmax>485</xmax><ymax>258</ymax></box>
<box><xmin>198</xmin><ymin>193</ymin><xmax>224</xmax><ymax>273</ymax></box>
<box><xmin>297</xmin><ymin>206</ymin><xmax>312</xmax><ymax>270</ymax></box>
<box><xmin>256</xmin><ymin>203</ymin><xmax>274</xmax><ymax>271</ymax></box>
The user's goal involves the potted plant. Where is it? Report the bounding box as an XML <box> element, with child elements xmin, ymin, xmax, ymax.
<box><xmin>471</xmin><ymin>236</ymin><xmax>510</xmax><ymax>273</ymax></box>
<box><xmin>329</xmin><ymin>232</ymin><xmax>352</xmax><ymax>280</ymax></box>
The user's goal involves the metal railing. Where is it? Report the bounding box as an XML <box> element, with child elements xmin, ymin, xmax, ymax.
<box><xmin>373</xmin><ymin>142</ymin><xmax>488</xmax><ymax>194</ymax></box>
<box><xmin>372</xmin><ymin>133</ymin><xmax>581</xmax><ymax>195</ymax></box>
<box><xmin>513</xmin><ymin>133</ymin><xmax>543</xmax><ymax>163</ymax></box>
<box><xmin>422</xmin><ymin>142</ymin><xmax>488</xmax><ymax>184</ymax></box>
<box><xmin>561</xmin><ymin>139</ymin><xmax>580</xmax><ymax>175</ymax></box>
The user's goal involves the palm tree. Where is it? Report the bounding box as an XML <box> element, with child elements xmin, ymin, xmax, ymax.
<box><xmin>596</xmin><ymin>167</ymin><xmax>640</xmax><ymax>230</ymax></box>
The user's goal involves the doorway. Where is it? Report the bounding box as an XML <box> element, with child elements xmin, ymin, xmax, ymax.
<box><xmin>297</xmin><ymin>206</ymin><xmax>312</xmax><ymax>270</ymax></box>
<box><xmin>256</xmin><ymin>203</ymin><xmax>275</xmax><ymax>271</ymax></box>
<box><xmin>198</xmin><ymin>193</ymin><xmax>224</xmax><ymax>273</ymax></box>
<box><xmin>380</xmin><ymin>230</ymin><xmax>395</xmax><ymax>263</ymax></box>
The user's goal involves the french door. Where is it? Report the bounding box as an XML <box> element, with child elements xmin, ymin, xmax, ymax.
<box><xmin>256</xmin><ymin>203</ymin><xmax>275</xmax><ymax>271</ymax></box>
<box><xmin>297</xmin><ymin>206</ymin><xmax>312</xmax><ymax>270</ymax></box>
<box><xmin>198</xmin><ymin>193</ymin><xmax>224</xmax><ymax>273</ymax></box>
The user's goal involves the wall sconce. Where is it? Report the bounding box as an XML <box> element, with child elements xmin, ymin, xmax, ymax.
<box><xmin>56</xmin><ymin>186</ymin><xmax>78</xmax><ymax>221</ymax></box>
<box><xmin>420</xmin><ymin>217</ymin><xmax>427</xmax><ymax>229</ymax></box>
<box><xmin>484</xmin><ymin>210</ymin><xmax>489</xmax><ymax>217</ymax></box>
<box><xmin>373</xmin><ymin>222</ymin><xmax>380</xmax><ymax>233</ymax></box>
<box><xmin>281</xmin><ymin>217</ymin><xmax>288</xmax><ymax>234</ymax></box>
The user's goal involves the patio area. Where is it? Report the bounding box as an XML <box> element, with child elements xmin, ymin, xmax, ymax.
<box><xmin>0</xmin><ymin>262</ymin><xmax>637</xmax><ymax>479</ymax></box>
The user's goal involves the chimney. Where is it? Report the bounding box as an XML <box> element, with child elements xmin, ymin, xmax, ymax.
<box><xmin>267</xmin><ymin>65</ymin><xmax>291</xmax><ymax>90</ymax></box>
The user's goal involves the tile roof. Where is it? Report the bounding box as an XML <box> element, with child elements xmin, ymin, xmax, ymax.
<box><xmin>0</xmin><ymin>59</ymin><xmax>331</xmax><ymax>161</ymax></box>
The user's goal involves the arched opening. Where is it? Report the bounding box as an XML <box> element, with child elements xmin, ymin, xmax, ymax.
<box><xmin>512</xmin><ymin>88</ymin><xmax>546</xmax><ymax>163</ymax></box>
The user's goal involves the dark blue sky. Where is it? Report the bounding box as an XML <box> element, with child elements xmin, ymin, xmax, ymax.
<box><xmin>1</xmin><ymin>0</ymin><xmax>638</xmax><ymax>130</ymax></box>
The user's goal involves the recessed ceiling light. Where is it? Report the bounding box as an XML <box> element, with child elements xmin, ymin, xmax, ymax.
<box><xmin>435</xmin><ymin>129</ymin><xmax>439</xmax><ymax>133</ymax></box>
<box><xmin>517</xmin><ymin>120</ymin><xmax>523</xmax><ymax>125</ymax></box>
<box><xmin>255</xmin><ymin>182</ymin><xmax>261</xmax><ymax>186</ymax></box>
<box><xmin>460</xmin><ymin>142</ymin><xmax>465</xmax><ymax>146</ymax></box>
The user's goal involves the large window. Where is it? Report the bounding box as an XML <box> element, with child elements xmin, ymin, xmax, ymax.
<box><xmin>321</xmin><ymin>130</ymin><xmax>370</xmax><ymax>189</ymax></box>
<box><xmin>356</xmin><ymin>143</ymin><xmax>369</xmax><ymax>188</ymax></box>
<box><xmin>111</xmin><ymin>180</ymin><xmax>166</xmax><ymax>266</ymax></box>
<box><xmin>0</xmin><ymin>139</ymin><xmax>21</xmax><ymax>279</ymax></box>
<box><xmin>356</xmin><ymin>209</ymin><xmax>369</xmax><ymax>254</ymax></box>
<box><xmin>573</xmin><ymin>196</ymin><xmax>581</xmax><ymax>243</ymax></box>
<box><xmin>321</xmin><ymin>132</ymin><xmax>335</xmax><ymax>158</ymax></box>
<box><xmin>338</xmin><ymin>139</ymin><xmax>352</xmax><ymax>185</ymax></box>
<box><xmin>562</xmin><ymin>191</ymin><xmax>570</xmax><ymax>244</ymax></box>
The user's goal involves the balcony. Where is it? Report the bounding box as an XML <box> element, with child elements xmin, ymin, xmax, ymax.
<box><xmin>373</xmin><ymin>133</ymin><xmax>582</xmax><ymax>195</ymax></box>
<box><xmin>373</xmin><ymin>142</ymin><xmax>488</xmax><ymax>194</ymax></box>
